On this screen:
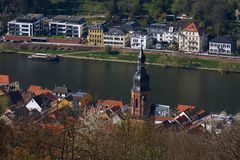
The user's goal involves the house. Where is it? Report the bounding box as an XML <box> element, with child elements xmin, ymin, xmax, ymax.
<box><xmin>97</xmin><ymin>99</ymin><xmax>128</xmax><ymax>112</ymax></box>
<box><xmin>52</xmin><ymin>85</ymin><xmax>70</xmax><ymax>100</ymax></box>
<box><xmin>147</xmin><ymin>23</ymin><xmax>170</xmax><ymax>39</ymax></box>
<box><xmin>8</xmin><ymin>91</ymin><xmax>24</xmax><ymax>106</ymax></box>
<box><xmin>27</xmin><ymin>85</ymin><xmax>51</xmax><ymax>96</ymax></box>
<box><xmin>155</xmin><ymin>104</ymin><xmax>170</xmax><ymax>117</ymax></box>
<box><xmin>26</xmin><ymin>93</ymin><xmax>54</xmax><ymax>113</ymax></box>
<box><xmin>0</xmin><ymin>75</ymin><xmax>9</xmax><ymax>86</ymax></box>
<box><xmin>8</xmin><ymin>14</ymin><xmax>44</xmax><ymax>36</ymax></box>
<box><xmin>176</xmin><ymin>104</ymin><xmax>195</xmax><ymax>113</ymax></box>
<box><xmin>121</xmin><ymin>21</ymin><xmax>139</xmax><ymax>34</ymax></box>
<box><xmin>103</xmin><ymin>28</ymin><xmax>129</xmax><ymax>47</ymax></box>
<box><xmin>26</xmin><ymin>97</ymin><xmax>43</xmax><ymax>113</ymax></box>
<box><xmin>72</xmin><ymin>91</ymin><xmax>93</xmax><ymax>116</ymax></box>
<box><xmin>153</xmin><ymin>116</ymin><xmax>175</xmax><ymax>125</ymax></box>
<box><xmin>178</xmin><ymin>22</ymin><xmax>207</xmax><ymax>53</ymax></box>
<box><xmin>8</xmin><ymin>106</ymin><xmax>30</xmax><ymax>121</ymax></box>
<box><xmin>49</xmin><ymin>15</ymin><xmax>88</xmax><ymax>38</ymax></box>
<box><xmin>175</xmin><ymin>106</ymin><xmax>206</xmax><ymax>128</ymax></box>
<box><xmin>8</xmin><ymin>81</ymin><xmax>20</xmax><ymax>92</ymax></box>
<box><xmin>87</xmin><ymin>21</ymin><xmax>106</xmax><ymax>46</ymax></box>
<box><xmin>209</xmin><ymin>36</ymin><xmax>237</xmax><ymax>55</ymax></box>
<box><xmin>160</xmin><ymin>26</ymin><xmax>179</xmax><ymax>44</ymax></box>
<box><xmin>102</xmin><ymin>106</ymin><xmax>126</xmax><ymax>124</ymax></box>
<box><xmin>130</xmin><ymin>31</ymin><xmax>154</xmax><ymax>49</ymax></box>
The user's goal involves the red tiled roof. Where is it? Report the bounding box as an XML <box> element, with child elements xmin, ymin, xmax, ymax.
<box><xmin>183</xmin><ymin>22</ymin><xmax>203</xmax><ymax>35</ymax></box>
<box><xmin>27</xmin><ymin>85</ymin><xmax>51</xmax><ymax>96</ymax></box>
<box><xmin>97</xmin><ymin>99</ymin><xmax>124</xmax><ymax>108</ymax></box>
<box><xmin>0</xmin><ymin>75</ymin><xmax>10</xmax><ymax>84</ymax></box>
<box><xmin>176</xmin><ymin>104</ymin><xmax>195</xmax><ymax>112</ymax></box>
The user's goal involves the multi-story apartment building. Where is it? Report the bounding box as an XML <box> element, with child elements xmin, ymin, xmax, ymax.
<box><xmin>130</xmin><ymin>32</ymin><xmax>153</xmax><ymax>49</ymax></box>
<box><xmin>178</xmin><ymin>22</ymin><xmax>208</xmax><ymax>53</ymax></box>
<box><xmin>87</xmin><ymin>21</ymin><xmax>106</xmax><ymax>46</ymax></box>
<box><xmin>8</xmin><ymin>14</ymin><xmax>44</xmax><ymax>36</ymax></box>
<box><xmin>103</xmin><ymin>28</ymin><xmax>129</xmax><ymax>47</ymax></box>
<box><xmin>158</xmin><ymin>26</ymin><xmax>179</xmax><ymax>44</ymax></box>
<box><xmin>209</xmin><ymin>36</ymin><xmax>237</xmax><ymax>55</ymax></box>
<box><xmin>49</xmin><ymin>15</ymin><xmax>88</xmax><ymax>38</ymax></box>
<box><xmin>147</xmin><ymin>23</ymin><xmax>169</xmax><ymax>39</ymax></box>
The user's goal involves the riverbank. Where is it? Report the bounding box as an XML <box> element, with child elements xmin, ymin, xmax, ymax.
<box><xmin>1</xmin><ymin>43</ymin><xmax>240</xmax><ymax>73</ymax></box>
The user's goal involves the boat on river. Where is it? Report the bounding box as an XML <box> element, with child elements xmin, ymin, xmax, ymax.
<box><xmin>27</xmin><ymin>53</ymin><xmax>59</xmax><ymax>61</ymax></box>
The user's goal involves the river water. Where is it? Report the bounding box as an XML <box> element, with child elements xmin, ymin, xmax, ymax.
<box><xmin>1</xmin><ymin>53</ymin><xmax>240</xmax><ymax>113</ymax></box>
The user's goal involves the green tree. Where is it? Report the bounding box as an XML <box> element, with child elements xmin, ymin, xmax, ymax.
<box><xmin>0</xmin><ymin>96</ymin><xmax>11</xmax><ymax>114</ymax></box>
<box><xmin>105</xmin><ymin>46</ymin><xmax>112</xmax><ymax>54</ymax></box>
<box><xmin>171</xmin><ymin>0</ymin><xmax>191</xmax><ymax>14</ymax></box>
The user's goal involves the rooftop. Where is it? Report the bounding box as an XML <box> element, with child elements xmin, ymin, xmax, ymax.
<box><xmin>27</xmin><ymin>85</ymin><xmax>51</xmax><ymax>96</ymax></box>
<box><xmin>210</xmin><ymin>36</ymin><xmax>236</xmax><ymax>44</ymax></box>
<box><xmin>89</xmin><ymin>21</ymin><xmax>106</xmax><ymax>30</ymax></box>
<box><xmin>72</xmin><ymin>91</ymin><xmax>89</xmax><ymax>98</ymax></box>
<box><xmin>53</xmin><ymin>85</ymin><xmax>70</xmax><ymax>94</ymax></box>
<box><xmin>176</xmin><ymin>104</ymin><xmax>195</xmax><ymax>112</ymax></box>
<box><xmin>0</xmin><ymin>75</ymin><xmax>9</xmax><ymax>84</ymax></box>
<box><xmin>97</xmin><ymin>99</ymin><xmax>124</xmax><ymax>108</ymax></box>
<box><xmin>183</xmin><ymin>22</ymin><xmax>204</xmax><ymax>35</ymax></box>
<box><xmin>105</xmin><ymin>28</ymin><xmax>127</xmax><ymax>35</ymax></box>
<box><xmin>51</xmin><ymin>15</ymin><xmax>86</xmax><ymax>24</ymax></box>
<box><xmin>16</xmin><ymin>14</ymin><xmax>43</xmax><ymax>23</ymax></box>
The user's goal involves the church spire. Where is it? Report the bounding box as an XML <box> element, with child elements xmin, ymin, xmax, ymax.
<box><xmin>132</xmin><ymin>46</ymin><xmax>150</xmax><ymax>92</ymax></box>
<box><xmin>131</xmin><ymin>47</ymin><xmax>151</xmax><ymax>118</ymax></box>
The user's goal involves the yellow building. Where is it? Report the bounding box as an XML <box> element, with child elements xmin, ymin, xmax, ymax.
<box><xmin>87</xmin><ymin>21</ymin><xmax>106</xmax><ymax>46</ymax></box>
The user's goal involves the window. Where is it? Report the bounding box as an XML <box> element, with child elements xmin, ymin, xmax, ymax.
<box><xmin>135</xmin><ymin>99</ymin><xmax>138</xmax><ymax>108</ymax></box>
<box><xmin>22</xmin><ymin>29</ymin><xmax>29</xmax><ymax>32</ymax></box>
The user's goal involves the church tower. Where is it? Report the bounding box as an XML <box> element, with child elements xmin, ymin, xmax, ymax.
<box><xmin>131</xmin><ymin>46</ymin><xmax>151</xmax><ymax>119</ymax></box>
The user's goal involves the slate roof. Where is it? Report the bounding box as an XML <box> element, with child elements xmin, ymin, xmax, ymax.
<box><xmin>52</xmin><ymin>15</ymin><xmax>86</xmax><ymax>24</ymax></box>
<box><xmin>34</xmin><ymin>93</ymin><xmax>56</xmax><ymax>110</ymax></box>
<box><xmin>209</xmin><ymin>36</ymin><xmax>236</xmax><ymax>44</ymax></box>
<box><xmin>8</xmin><ymin>91</ymin><xmax>23</xmax><ymax>105</ymax></box>
<box><xmin>105</xmin><ymin>28</ymin><xmax>127</xmax><ymax>35</ymax></box>
<box><xmin>53</xmin><ymin>86</ymin><xmax>70</xmax><ymax>94</ymax></box>
<box><xmin>72</xmin><ymin>91</ymin><xmax>88</xmax><ymax>98</ymax></box>
<box><xmin>16</xmin><ymin>14</ymin><xmax>43</xmax><ymax>23</ymax></box>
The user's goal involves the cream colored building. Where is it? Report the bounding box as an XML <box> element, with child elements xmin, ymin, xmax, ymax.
<box><xmin>103</xmin><ymin>28</ymin><xmax>129</xmax><ymax>47</ymax></box>
<box><xmin>178</xmin><ymin>22</ymin><xmax>207</xmax><ymax>53</ymax></box>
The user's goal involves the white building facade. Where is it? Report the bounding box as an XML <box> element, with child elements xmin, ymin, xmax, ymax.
<box><xmin>178</xmin><ymin>22</ymin><xmax>207</xmax><ymax>53</ymax></box>
<box><xmin>103</xmin><ymin>28</ymin><xmax>129</xmax><ymax>47</ymax></box>
<box><xmin>131</xmin><ymin>33</ymin><xmax>148</xmax><ymax>49</ymax></box>
<box><xmin>155</xmin><ymin>104</ymin><xmax>170</xmax><ymax>117</ymax></box>
<box><xmin>209</xmin><ymin>36</ymin><xmax>236</xmax><ymax>55</ymax></box>
<box><xmin>8</xmin><ymin>14</ymin><xmax>44</xmax><ymax>36</ymax></box>
<box><xmin>49</xmin><ymin>15</ymin><xmax>88</xmax><ymax>38</ymax></box>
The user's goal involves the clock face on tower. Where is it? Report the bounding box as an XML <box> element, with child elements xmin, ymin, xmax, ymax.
<box><xmin>131</xmin><ymin>46</ymin><xmax>151</xmax><ymax>118</ymax></box>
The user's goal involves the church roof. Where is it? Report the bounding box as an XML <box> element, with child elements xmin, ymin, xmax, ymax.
<box><xmin>131</xmin><ymin>46</ymin><xmax>150</xmax><ymax>92</ymax></box>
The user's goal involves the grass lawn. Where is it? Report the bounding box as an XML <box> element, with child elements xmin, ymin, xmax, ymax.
<box><xmin>2</xmin><ymin>44</ymin><xmax>240</xmax><ymax>72</ymax></box>
<box><xmin>66</xmin><ymin>51</ymin><xmax>240</xmax><ymax>72</ymax></box>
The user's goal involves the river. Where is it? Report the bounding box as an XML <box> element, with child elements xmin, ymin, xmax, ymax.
<box><xmin>0</xmin><ymin>53</ymin><xmax>240</xmax><ymax>113</ymax></box>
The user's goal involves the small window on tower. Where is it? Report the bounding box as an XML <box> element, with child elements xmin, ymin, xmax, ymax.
<box><xmin>135</xmin><ymin>99</ymin><xmax>138</xmax><ymax>108</ymax></box>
